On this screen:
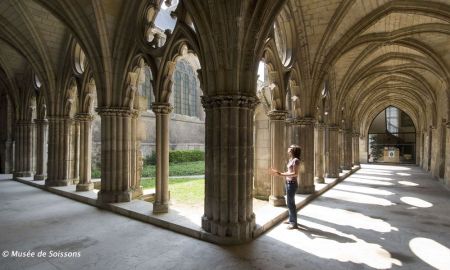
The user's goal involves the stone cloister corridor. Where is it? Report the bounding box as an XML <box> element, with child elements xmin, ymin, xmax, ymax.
<box><xmin>1</xmin><ymin>164</ymin><xmax>449</xmax><ymax>270</ymax></box>
<box><xmin>1</xmin><ymin>0</ymin><xmax>450</xmax><ymax>268</ymax></box>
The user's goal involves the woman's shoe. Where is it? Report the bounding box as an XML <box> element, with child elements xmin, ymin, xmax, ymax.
<box><xmin>287</xmin><ymin>224</ymin><xmax>298</xmax><ymax>230</ymax></box>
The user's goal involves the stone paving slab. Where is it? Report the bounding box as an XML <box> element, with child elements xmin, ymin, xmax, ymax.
<box><xmin>11</xmin><ymin>167</ymin><xmax>359</xmax><ymax>244</ymax></box>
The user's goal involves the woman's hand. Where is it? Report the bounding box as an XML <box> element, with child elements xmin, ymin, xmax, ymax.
<box><xmin>269</xmin><ymin>168</ymin><xmax>281</xmax><ymax>176</ymax></box>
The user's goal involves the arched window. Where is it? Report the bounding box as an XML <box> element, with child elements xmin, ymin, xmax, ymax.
<box><xmin>172</xmin><ymin>59</ymin><xmax>199</xmax><ymax>117</ymax></box>
<box><xmin>74</xmin><ymin>43</ymin><xmax>86</xmax><ymax>75</ymax></box>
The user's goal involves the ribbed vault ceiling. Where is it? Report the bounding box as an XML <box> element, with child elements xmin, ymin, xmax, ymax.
<box><xmin>0</xmin><ymin>0</ymin><xmax>448</xmax><ymax>133</ymax></box>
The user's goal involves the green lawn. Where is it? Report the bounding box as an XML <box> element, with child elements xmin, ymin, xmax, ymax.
<box><xmin>141</xmin><ymin>177</ymin><xmax>204</xmax><ymax>205</ymax></box>
<box><xmin>92</xmin><ymin>160</ymin><xmax>205</xmax><ymax>179</ymax></box>
<box><xmin>141</xmin><ymin>161</ymin><xmax>204</xmax><ymax>177</ymax></box>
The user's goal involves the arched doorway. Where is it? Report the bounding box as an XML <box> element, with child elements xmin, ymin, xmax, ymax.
<box><xmin>368</xmin><ymin>106</ymin><xmax>416</xmax><ymax>164</ymax></box>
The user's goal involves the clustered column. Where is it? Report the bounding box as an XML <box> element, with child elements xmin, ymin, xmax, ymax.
<box><xmin>338</xmin><ymin>128</ymin><xmax>344</xmax><ymax>172</ymax></box>
<box><xmin>96</xmin><ymin>108</ymin><xmax>134</xmax><ymax>203</ymax></box>
<box><xmin>130</xmin><ymin>111</ymin><xmax>143</xmax><ymax>199</ymax></box>
<box><xmin>46</xmin><ymin>117</ymin><xmax>75</xmax><ymax>186</ymax></box>
<box><xmin>326</xmin><ymin>125</ymin><xmax>340</xmax><ymax>178</ymax></box>
<box><xmin>315</xmin><ymin>122</ymin><xmax>325</xmax><ymax>183</ymax></box>
<box><xmin>343</xmin><ymin>129</ymin><xmax>353</xmax><ymax>170</ymax></box>
<box><xmin>352</xmin><ymin>132</ymin><xmax>360</xmax><ymax>166</ymax></box>
<box><xmin>201</xmin><ymin>95</ymin><xmax>258</xmax><ymax>242</ymax></box>
<box><xmin>34</xmin><ymin>119</ymin><xmax>48</xmax><ymax>180</ymax></box>
<box><xmin>152</xmin><ymin>103</ymin><xmax>172</xmax><ymax>213</ymax></box>
<box><xmin>13</xmin><ymin>120</ymin><xmax>35</xmax><ymax>178</ymax></box>
<box><xmin>268</xmin><ymin>110</ymin><xmax>287</xmax><ymax>206</ymax></box>
<box><xmin>75</xmin><ymin>113</ymin><xmax>94</xmax><ymax>191</ymax></box>
<box><xmin>292</xmin><ymin>118</ymin><xmax>315</xmax><ymax>194</ymax></box>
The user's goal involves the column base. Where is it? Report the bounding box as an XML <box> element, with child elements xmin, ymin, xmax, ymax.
<box><xmin>297</xmin><ymin>184</ymin><xmax>315</xmax><ymax>194</ymax></box>
<box><xmin>45</xmin><ymin>178</ymin><xmax>73</xmax><ymax>186</ymax></box>
<box><xmin>132</xmin><ymin>186</ymin><xmax>144</xmax><ymax>199</ymax></box>
<box><xmin>315</xmin><ymin>176</ymin><xmax>325</xmax><ymax>184</ymax></box>
<box><xmin>76</xmin><ymin>182</ymin><xmax>94</xmax><ymax>191</ymax></box>
<box><xmin>153</xmin><ymin>202</ymin><xmax>169</xmax><ymax>213</ymax></box>
<box><xmin>269</xmin><ymin>195</ymin><xmax>286</xmax><ymax>206</ymax></box>
<box><xmin>97</xmin><ymin>190</ymin><xmax>132</xmax><ymax>203</ymax></box>
<box><xmin>201</xmin><ymin>214</ymin><xmax>255</xmax><ymax>243</ymax></box>
<box><xmin>33</xmin><ymin>174</ymin><xmax>46</xmax><ymax>181</ymax></box>
<box><xmin>72</xmin><ymin>178</ymin><xmax>80</xmax><ymax>185</ymax></box>
<box><xmin>342</xmin><ymin>165</ymin><xmax>352</xmax><ymax>170</ymax></box>
<box><xmin>13</xmin><ymin>172</ymin><xmax>33</xmax><ymax>179</ymax></box>
<box><xmin>325</xmin><ymin>172</ymin><xmax>339</xmax><ymax>178</ymax></box>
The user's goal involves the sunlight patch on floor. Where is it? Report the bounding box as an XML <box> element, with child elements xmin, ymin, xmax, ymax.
<box><xmin>363</xmin><ymin>165</ymin><xmax>411</xmax><ymax>171</ymax></box>
<box><xmin>322</xmin><ymin>189</ymin><xmax>395</xmax><ymax>206</ymax></box>
<box><xmin>352</xmin><ymin>174</ymin><xmax>394</xmax><ymax>181</ymax></box>
<box><xmin>267</xmin><ymin>219</ymin><xmax>402</xmax><ymax>269</ymax></box>
<box><xmin>333</xmin><ymin>184</ymin><xmax>395</xmax><ymax>196</ymax></box>
<box><xmin>398</xmin><ymin>181</ymin><xmax>419</xmax><ymax>187</ymax></box>
<box><xmin>301</xmin><ymin>204</ymin><xmax>398</xmax><ymax>233</ymax></box>
<box><xmin>400</xmin><ymin>197</ymin><xmax>433</xmax><ymax>208</ymax></box>
<box><xmin>345</xmin><ymin>178</ymin><xmax>394</xmax><ymax>186</ymax></box>
<box><xmin>396</xmin><ymin>173</ymin><xmax>411</xmax><ymax>176</ymax></box>
<box><xmin>357</xmin><ymin>169</ymin><xmax>394</xmax><ymax>176</ymax></box>
<box><xmin>409</xmin><ymin>237</ymin><xmax>450</xmax><ymax>270</ymax></box>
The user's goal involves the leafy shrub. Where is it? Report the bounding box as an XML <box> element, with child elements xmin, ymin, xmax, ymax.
<box><xmin>91</xmin><ymin>165</ymin><xmax>101</xmax><ymax>178</ymax></box>
<box><xmin>144</xmin><ymin>149</ymin><xmax>204</xmax><ymax>165</ymax></box>
<box><xmin>169</xmin><ymin>150</ymin><xmax>204</xmax><ymax>163</ymax></box>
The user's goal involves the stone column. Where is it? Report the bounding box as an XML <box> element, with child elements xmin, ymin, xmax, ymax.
<box><xmin>75</xmin><ymin>113</ymin><xmax>94</xmax><ymax>191</ymax></box>
<box><xmin>46</xmin><ymin>117</ymin><xmax>76</xmax><ymax>186</ymax></box>
<box><xmin>34</xmin><ymin>119</ymin><xmax>48</xmax><ymax>180</ymax></box>
<box><xmin>96</xmin><ymin>108</ymin><xmax>134</xmax><ymax>203</ymax></box>
<box><xmin>130</xmin><ymin>111</ymin><xmax>143</xmax><ymax>199</ymax></box>
<box><xmin>1</xmin><ymin>140</ymin><xmax>14</xmax><ymax>173</ymax></box>
<box><xmin>343</xmin><ymin>129</ymin><xmax>353</xmax><ymax>170</ymax></box>
<box><xmin>292</xmin><ymin>118</ymin><xmax>315</xmax><ymax>194</ymax></box>
<box><xmin>315</xmin><ymin>122</ymin><xmax>325</xmax><ymax>183</ymax></box>
<box><xmin>13</xmin><ymin>120</ymin><xmax>35</xmax><ymax>178</ymax></box>
<box><xmin>338</xmin><ymin>128</ymin><xmax>344</xmax><ymax>172</ymax></box>
<box><xmin>201</xmin><ymin>95</ymin><xmax>258</xmax><ymax>242</ymax></box>
<box><xmin>152</xmin><ymin>103</ymin><xmax>172</xmax><ymax>213</ymax></box>
<box><xmin>72</xmin><ymin>120</ymin><xmax>80</xmax><ymax>184</ymax></box>
<box><xmin>268</xmin><ymin>110</ymin><xmax>287</xmax><ymax>206</ymax></box>
<box><xmin>326</xmin><ymin>125</ymin><xmax>340</xmax><ymax>178</ymax></box>
<box><xmin>352</xmin><ymin>132</ymin><xmax>360</xmax><ymax>165</ymax></box>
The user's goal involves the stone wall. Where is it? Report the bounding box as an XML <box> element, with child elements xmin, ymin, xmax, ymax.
<box><xmin>91</xmin><ymin>111</ymin><xmax>205</xmax><ymax>165</ymax></box>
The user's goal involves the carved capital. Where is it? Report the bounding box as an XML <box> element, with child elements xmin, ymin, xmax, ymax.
<box><xmin>34</xmin><ymin>119</ymin><xmax>49</xmax><ymax>125</ymax></box>
<box><xmin>16</xmin><ymin>120</ymin><xmax>35</xmax><ymax>126</ymax></box>
<box><xmin>96</xmin><ymin>107</ymin><xmax>134</xmax><ymax>117</ymax></box>
<box><xmin>327</xmin><ymin>125</ymin><xmax>339</xmax><ymax>131</ymax></box>
<box><xmin>201</xmin><ymin>95</ymin><xmax>259</xmax><ymax>110</ymax></box>
<box><xmin>267</xmin><ymin>110</ymin><xmax>288</xmax><ymax>120</ymax></box>
<box><xmin>152</xmin><ymin>103</ymin><xmax>173</xmax><ymax>114</ymax></box>
<box><xmin>290</xmin><ymin>117</ymin><xmax>315</xmax><ymax>126</ymax></box>
<box><xmin>315</xmin><ymin>122</ymin><xmax>326</xmax><ymax>129</ymax></box>
<box><xmin>74</xmin><ymin>113</ymin><xmax>95</xmax><ymax>122</ymax></box>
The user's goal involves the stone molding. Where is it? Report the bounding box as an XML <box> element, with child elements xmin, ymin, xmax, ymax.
<box><xmin>289</xmin><ymin>117</ymin><xmax>315</xmax><ymax>126</ymax></box>
<box><xmin>267</xmin><ymin>110</ymin><xmax>287</xmax><ymax>120</ymax></box>
<box><xmin>34</xmin><ymin>119</ymin><xmax>48</xmax><ymax>125</ymax></box>
<box><xmin>152</xmin><ymin>103</ymin><xmax>173</xmax><ymax>114</ymax></box>
<box><xmin>201</xmin><ymin>95</ymin><xmax>259</xmax><ymax>110</ymax></box>
<box><xmin>352</xmin><ymin>132</ymin><xmax>360</xmax><ymax>137</ymax></box>
<box><xmin>327</xmin><ymin>125</ymin><xmax>339</xmax><ymax>131</ymax></box>
<box><xmin>74</xmin><ymin>113</ymin><xmax>94</xmax><ymax>122</ymax></box>
<box><xmin>15</xmin><ymin>120</ymin><xmax>35</xmax><ymax>126</ymax></box>
<box><xmin>315</xmin><ymin>122</ymin><xmax>326</xmax><ymax>129</ymax></box>
<box><xmin>96</xmin><ymin>107</ymin><xmax>135</xmax><ymax>117</ymax></box>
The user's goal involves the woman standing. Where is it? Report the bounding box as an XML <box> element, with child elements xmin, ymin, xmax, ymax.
<box><xmin>270</xmin><ymin>145</ymin><xmax>301</xmax><ymax>229</ymax></box>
